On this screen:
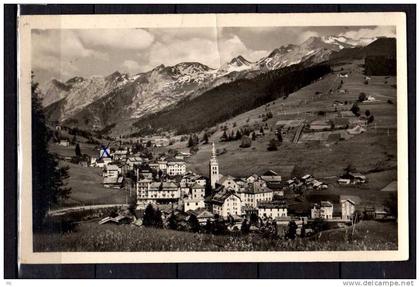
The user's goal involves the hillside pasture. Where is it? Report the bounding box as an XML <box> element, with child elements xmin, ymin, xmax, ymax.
<box><xmin>33</xmin><ymin>220</ymin><xmax>397</xmax><ymax>252</ymax></box>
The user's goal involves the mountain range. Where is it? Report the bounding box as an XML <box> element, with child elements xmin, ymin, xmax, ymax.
<box><xmin>41</xmin><ymin>35</ymin><xmax>390</xmax><ymax>134</ymax></box>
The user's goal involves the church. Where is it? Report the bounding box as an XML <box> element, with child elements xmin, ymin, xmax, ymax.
<box><xmin>209</xmin><ymin>142</ymin><xmax>219</xmax><ymax>189</ymax></box>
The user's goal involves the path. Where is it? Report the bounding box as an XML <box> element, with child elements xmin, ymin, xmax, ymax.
<box><xmin>48</xmin><ymin>203</ymin><xmax>129</xmax><ymax>216</ymax></box>
<box><xmin>293</xmin><ymin>124</ymin><xmax>305</xmax><ymax>143</ymax></box>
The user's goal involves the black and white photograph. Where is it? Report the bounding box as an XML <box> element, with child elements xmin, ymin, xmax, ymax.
<box><xmin>17</xmin><ymin>12</ymin><xmax>409</xmax><ymax>263</ymax></box>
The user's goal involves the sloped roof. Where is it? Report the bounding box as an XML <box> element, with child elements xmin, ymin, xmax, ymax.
<box><xmin>260</xmin><ymin>175</ymin><xmax>282</xmax><ymax>182</ymax></box>
<box><xmin>257</xmin><ymin>201</ymin><xmax>287</xmax><ymax>209</ymax></box>
<box><xmin>239</xmin><ymin>183</ymin><xmax>273</xmax><ymax>194</ymax></box>
<box><xmin>211</xmin><ymin>187</ymin><xmax>239</xmax><ymax>205</ymax></box>
<box><xmin>219</xmin><ymin>175</ymin><xmax>237</xmax><ymax>184</ymax></box>
<box><xmin>381</xmin><ymin>181</ymin><xmax>397</xmax><ymax>192</ymax></box>
<box><xmin>191</xmin><ymin>182</ymin><xmax>205</xmax><ymax>189</ymax></box>
<box><xmin>263</xmin><ymin>170</ymin><xmax>278</xmax><ymax>176</ymax></box>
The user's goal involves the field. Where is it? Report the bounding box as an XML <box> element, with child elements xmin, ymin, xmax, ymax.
<box><xmin>33</xmin><ymin>220</ymin><xmax>397</xmax><ymax>252</ymax></box>
<box><xmin>169</xmin><ymin>60</ymin><xmax>398</xmax><ymax>208</ymax></box>
<box><xmin>49</xmin><ymin>142</ymin><xmax>131</xmax><ymax>208</ymax></box>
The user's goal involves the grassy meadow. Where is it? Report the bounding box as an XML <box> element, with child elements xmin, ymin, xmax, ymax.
<box><xmin>34</xmin><ymin>220</ymin><xmax>397</xmax><ymax>252</ymax></box>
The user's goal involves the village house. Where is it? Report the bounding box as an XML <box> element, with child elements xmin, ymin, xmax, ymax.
<box><xmin>136</xmin><ymin>167</ymin><xmax>154</xmax><ymax>180</ymax></box>
<box><xmin>95</xmin><ymin>157</ymin><xmax>112</xmax><ymax>168</ymax></box>
<box><xmin>210</xmin><ymin>187</ymin><xmax>242</xmax><ymax>218</ymax></box>
<box><xmin>309</xmin><ymin>120</ymin><xmax>332</xmax><ymax>131</ymax></box>
<box><xmin>330</xmin><ymin>117</ymin><xmax>350</xmax><ymax>130</ymax></box>
<box><xmin>139</xmin><ymin>181</ymin><xmax>181</xmax><ymax>205</ymax></box>
<box><xmin>158</xmin><ymin>159</ymin><xmax>168</xmax><ymax>171</ymax></box>
<box><xmin>311</xmin><ymin>201</ymin><xmax>334</xmax><ymax>220</ymax></box>
<box><xmin>184</xmin><ymin>199</ymin><xmax>205</xmax><ymax>212</ymax></box>
<box><xmin>103</xmin><ymin>164</ymin><xmax>121</xmax><ymax>178</ymax></box>
<box><xmin>103</xmin><ymin>176</ymin><xmax>124</xmax><ymax>189</ymax></box>
<box><xmin>58</xmin><ymin>139</ymin><xmax>70</xmax><ymax>147</ymax></box>
<box><xmin>341</xmin><ymin>199</ymin><xmax>356</xmax><ymax>221</ymax></box>
<box><xmin>257</xmin><ymin>201</ymin><xmax>288</xmax><ymax>219</ymax></box>
<box><xmin>167</xmin><ymin>159</ymin><xmax>187</xmax><ymax>176</ymax></box>
<box><xmin>219</xmin><ymin>175</ymin><xmax>239</xmax><ymax>192</ymax></box>
<box><xmin>136</xmin><ymin>178</ymin><xmax>153</xmax><ymax>201</ymax></box>
<box><xmin>126</xmin><ymin>157</ymin><xmax>143</xmax><ymax>169</ymax></box>
<box><xmin>190</xmin><ymin>183</ymin><xmax>205</xmax><ymax>200</ymax></box>
<box><xmin>113</xmin><ymin>149</ymin><xmax>128</xmax><ymax>161</ymax></box>
<box><xmin>186</xmin><ymin>208</ymin><xmax>214</xmax><ymax>225</ymax></box>
<box><xmin>237</xmin><ymin>183</ymin><xmax>273</xmax><ymax>208</ymax></box>
<box><xmin>151</xmin><ymin>137</ymin><xmax>170</xmax><ymax>147</ymax></box>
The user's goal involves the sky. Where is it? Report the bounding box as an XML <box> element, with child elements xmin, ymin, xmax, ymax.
<box><xmin>32</xmin><ymin>25</ymin><xmax>396</xmax><ymax>85</ymax></box>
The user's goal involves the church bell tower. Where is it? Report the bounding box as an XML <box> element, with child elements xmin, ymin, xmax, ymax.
<box><xmin>209</xmin><ymin>142</ymin><xmax>219</xmax><ymax>189</ymax></box>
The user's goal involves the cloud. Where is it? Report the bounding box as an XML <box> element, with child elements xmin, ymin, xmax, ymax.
<box><xmin>339</xmin><ymin>26</ymin><xmax>396</xmax><ymax>39</ymax></box>
<box><xmin>218</xmin><ymin>35</ymin><xmax>268</xmax><ymax>64</ymax></box>
<box><xmin>144</xmin><ymin>37</ymin><xmax>220</xmax><ymax>70</ymax></box>
<box><xmin>297</xmin><ymin>31</ymin><xmax>320</xmax><ymax>44</ymax></box>
<box><xmin>121</xmin><ymin>60</ymin><xmax>142</xmax><ymax>73</ymax></box>
<box><xmin>78</xmin><ymin>29</ymin><xmax>155</xmax><ymax>50</ymax></box>
<box><xmin>32</xmin><ymin>30</ymin><xmax>109</xmax><ymax>82</ymax></box>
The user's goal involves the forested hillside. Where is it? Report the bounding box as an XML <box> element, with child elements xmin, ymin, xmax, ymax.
<box><xmin>133</xmin><ymin>63</ymin><xmax>332</xmax><ymax>135</ymax></box>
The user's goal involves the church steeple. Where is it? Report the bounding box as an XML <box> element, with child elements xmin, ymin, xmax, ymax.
<box><xmin>212</xmin><ymin>142</ymin><xmax>216</xmax><ymax>158</ymax></box>
<box><xmin>209</xmin><ymin>142</ymin><xmax>219</xmax><ymax>189</ymax></box>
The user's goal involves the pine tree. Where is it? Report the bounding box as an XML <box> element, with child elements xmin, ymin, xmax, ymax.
<box><xmin>267</xmin><ymin>139</ymin><xmax>278</xmax><ymax>151</ymax></box>
<box><xmin>32</xmin><ymin>73</ymin><xmax>71</xmax><ymax>231</ymax></box>
<box><xmin>202</xmin><ymin>132</ymin><xmax>209</xmax><ymax>144</ymax></box>
<box><xmin>187</xmin><ymin>135</ymin><xmax>194</xmax><ymax>147</ymax></box>
<box><xmin>221</xmin><ymin>130</ymin><xmax>228</xmax><ymax>141</ymax></box>
<box><xmin>188</xmin><ymin>214</ymin><xmax>200</xmax><ymax>233</ymax></box>
<box><xmin>286</xmin><ymin>221</ymin><xmax>297</xmax><ymax>239</ymax></box>
<box><xmin>168</xmin><ymin>212</ymin><xmax>178</xmax><ymax>230</ymax></box>
<box><xmin>75</xmin><ymin>143</ymin><xmax>82</xmax><ymax>157</ymax></box>
<box><xmin>276</xmin><ymin>129</ymin><xmax>283</xmax><ymax>142</ymax></box>
<box><xmin>235</xmin><ymin>130</ymin><xmax>242</xmax><ymax>141</ymax></box>
<box><xmin>143</xmin><ymin>204</ymin><xmax>156</xmax><ymax>227</ymax></box>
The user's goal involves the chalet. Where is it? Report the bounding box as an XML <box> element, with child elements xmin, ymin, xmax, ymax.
<box><xmin>338</xmin><ymin>72</ymin><xmax>348</xmax><ymax>78</ymax></box>
<box><xmin>309</xmin><ymin>120</ymin><xmax>332</xmax><ymax>131</ymax></box>
<box><xmin>59</xmin><ymin>139</ymin><xmax>70</xmax><ymax>147</ymax></box>
<box><xmin>330</xmin><ymin>117</ymin><xmax>349</xmax><ymax>129</ymax></box>
<box><xmin>261</xmin><ymin>170</ymin><xmax>282</xmax><ymax>185</ymax></box>
<box><xmin>187</xmin><ymin>208</ymin><xmax>214</xmax><ymax>225</ymax></box>
<box><xmin>341</xmin><ymin>199</ymin><xmax>356</xmax><ymax>221</ymax></box>
<box><xmin>103</xmin><ymin>176</ymin><xmax>124</xmax><ymax>189</ymax></box>
<box><xmin>347</xmin><ymin>125</ymin><xmax>366</xmax><ymax>135</ymax></box>
<box><xmin>311</xmin><ymin>201</ymin><xmax>333</xmax><ymax>220</ymax></box>
<box><xmin>210</xmin><ymin>187</ymin><xmax>242</xmax><ymax>218</ymax></box>
<box><xmin>257</xmin><ymin>201</ymin><xmax>288</xmax><ymax>219</ymax></box>
<box><xmin>348</xmin><ymin>172</ymin><xmax>367</xmax><ymax>184</ymax></box>
<box><xmin>151</xmin><ymin>137</ymin><xmax>170</xmax><ymax>147</ymax></box>
<box><xmin>374</xmin><ymin>209</ymin><xmax>388</xmax><ymax>220</ymax></box>
<box><xmin>337</xmin><ymin>178</ymin><xmax>351</xmax><ymax>185</ymax></box>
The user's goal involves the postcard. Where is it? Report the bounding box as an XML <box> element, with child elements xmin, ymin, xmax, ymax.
<box><xmin>18</xmin><ymin>12</ymin><xmax>408</xmax><ymax>263</ymax></box>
